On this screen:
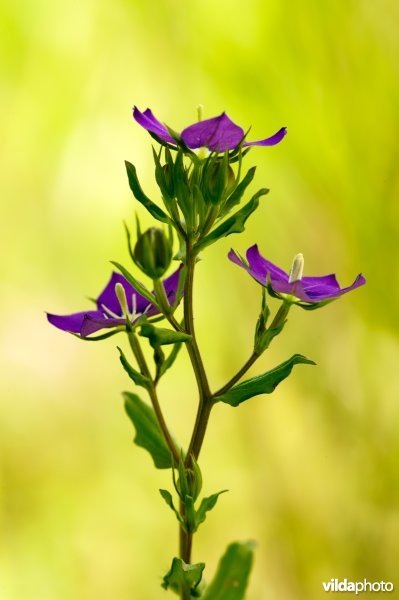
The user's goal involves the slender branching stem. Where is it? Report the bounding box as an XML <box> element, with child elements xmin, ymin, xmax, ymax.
<box><xmin>127</xmin><ymin>329</ymin><xmax>180</xmax><ymax>464</ymax></box>
<box><xmin>213</xmin><ymin>351</ymin><xmax>259</xmax><ymax>398</ymax></box>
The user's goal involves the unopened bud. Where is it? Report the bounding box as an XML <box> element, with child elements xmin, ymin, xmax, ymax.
<box><xmin>162</xmin><ymin>163</ymin><xmax>174</xmax><ymax>197</ymax></box>
<box><xmin>288</xmin><ymin>253</ymin><xmax>304</xmax><ymax>283</ymax></box>
<box><xmin>134</xmin><ymin>227</ymin><xmax>172</xmax><ymax>279</ymax></box>
<box><xmin>205</xmin><ymin>161</ymin><xmax>235</xmax><ymax>204</ymax></box>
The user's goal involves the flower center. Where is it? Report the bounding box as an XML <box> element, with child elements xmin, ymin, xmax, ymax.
<box><xmin>101</xmin><ymin>283</ymin><xmax>149</xmax><ymax>323</ymax></box>
<box><xmin>288</xmin><ymin>253</ymin><xmax>304</xmax><ymax>283</ymax></box>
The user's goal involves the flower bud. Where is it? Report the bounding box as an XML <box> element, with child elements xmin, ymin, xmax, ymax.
<box><xmin>162</xmin><ymin>163</ymin><xmax>174</xmax><ymax>197</ymax></box>
<box><xmin>134</xmin><ymin>227</ymin><xmax>172</xmax><ymax>279</ymax></box>
<box><xmin>176</xmin><ymin>455</ymin><xmax>202</xmax><ymax>502</ymax></box>
<box><xmin>205</xmin><ymin>158</ymin><xmax>235</xmax><ymax>205</ymax></box>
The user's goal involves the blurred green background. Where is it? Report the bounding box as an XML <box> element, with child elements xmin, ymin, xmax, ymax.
<box><xmin>1</xmin><ymin>0</ymin><xmax>399</xmax><ymax>598</ymax></box>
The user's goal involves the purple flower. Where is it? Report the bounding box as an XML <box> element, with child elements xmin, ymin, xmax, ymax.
<box><xmin>133</xmin><ymin>107</ymin><xmax>287</xmax><ymax>152</ymax></box>
<box><xmin>47</xmin><ymin>267</ymin><xmax>182</xmax><ymax>337</ymax></box>
<box><xmin>228</xmin><ymin>245</ymin><xmax>365</xmax><ymax>306</ymax></box>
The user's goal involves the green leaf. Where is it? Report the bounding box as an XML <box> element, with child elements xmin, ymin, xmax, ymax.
<box><xmin>221</xmin><ymin>166</ymin><xmax>257</xmax><ymax>215</ymax></box>
<box><xmin>195</xmin><ymin>490</ymin><xmax>228</xmax><ymax>530</ymax></box>
<box><xmin>118</xmin><ymin>347</ymin><xmax>151</xmax><ymax>389</ymax></box>
<box><xmin>195</xmin><ymin>188</ymin><xmax>268</xmax><ymax>253</ymax></box>
<box><xmin>110</xmin><ymin>261</ymin><xmax>157</xmax><ymax>307</ymax></box>
<box><xmin>125</xmin><ymin>160</ymin><xmax>170</xmax><ymax>223</ymax></box>
<box><xmin>215</xmin><ymin>354</ymin><xmax>316</xmax><ymax>407</ymax></box>
<box><xmin>139</xmin><ymin>323</ymin><xmax>191</xmax><ymax>347</ymax></box>
<box><xmin>72</xmin><ymin>327</ymin><xmax>124</xmax><ymax>341</ymax></box>
<box><xmin>159</xmin><ymin>489</ymin><xmax>184</xmax><ymax>525</ymax></box>
<box><xmin>158</xmin><ymin>342</ymin><xmax>183</xmax><ymax>379</ymax></box>
<box><xmin>123</xmin><ymin>392</ymin><xmax>173</xmax><ymax>469</ymax></box>
<box><xmin>298</xmin><ymin>298</ymin><xmax>335</xmax><ymax>310</ymax></box>
<box><xmin>202</xmin><ymin>541</ymin><xmax>255</xmax><ymax>600</ymax></box>
<box><xmin>162</xmin><ymin>557</ymin><xmax>205</xmax><ymax>596</ymax></box>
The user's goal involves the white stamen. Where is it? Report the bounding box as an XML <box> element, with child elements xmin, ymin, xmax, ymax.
<box><xmin>101</xmin><ymin>303</ymin><xmax>121</xmax><ymax>319</ymax></box>
<box><xmin>131</xmin><ymin>293</ymin><xmax>137</xmax><ymax>317</ymax></box>
<box><xmin>288</xmin><ymin>253</ymin><xmax>304</xmax><ymax>283</ymax></box>
<box><xmin>101</xmin><ymin>287</ymin><xmax>151</xmax><ymax>326</ymax></box>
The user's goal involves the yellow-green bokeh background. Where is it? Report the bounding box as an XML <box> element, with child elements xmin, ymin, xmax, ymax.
<box><xmin>1</xmin><ymin>1</ymin><xmax>399</xmax><ymax>598</ymax></box>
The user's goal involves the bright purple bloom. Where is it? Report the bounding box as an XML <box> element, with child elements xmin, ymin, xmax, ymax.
<box><xmin>228</xmin><ymin>245</ymin><xmax>365</xmax><ymax>305</ymax></box>
<box><xmin>47</xmin><ymin>267</ymin><xmax>182</xmax><ymax>337</ymax></box>
<box><xmin>133</xmin><ymin>107</ymin><xmax>287</xmax><ymax>152</ymax></box>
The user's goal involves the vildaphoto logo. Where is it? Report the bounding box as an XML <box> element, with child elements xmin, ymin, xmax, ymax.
<box><xmin>322</xmin><ymin>579</ymin><xmax>394</xmax><ymax>594</ymax></box>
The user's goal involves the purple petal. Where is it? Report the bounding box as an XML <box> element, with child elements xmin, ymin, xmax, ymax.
<box><xmin>181</xmin><ymin>113</ymin><xmax>244</xmax><ymax>151</ymax></box>
<box><xmin>161</xmin><ymin>265</ymin><xmax>184</xmax><ymax>307</ymax></box>
<box><xmin>47</xmin><ymin>310</ymin><xmax>104</xmax><ymax>334</ymax></box>
<box><xmin>228</xmin><ymin>249</ymin><xmax>247</xmax><ymax>269</ymax></box>
<box><xmin>133</xmin><ymin>107</ymin><xmax>176</xmax><ymax>145</ymax></box>
<box><xmin>80</xmin><ymin>314</ymin><xmax>125</xmax><ymax>337</ymax></box>
<box><xmin>244</xmin><ymin>127</ymin><xmax>287</xmax><ymax>147</ymax></box>
<box><xmin>96</xmin><ymin>272</ymin><xmax>150</xmax><ymax>315</ymax></box>
<box><xmin>303</xmin><ymin>273</ymin><xmax>366</xmax><ymax>301</ymax></box>
<box><xmin>302</xmin><ymin>274</ymin><xmax>340</xmax><ymax>291</ymax></box>
<box><xmin>268</xmin><ymin>278</ymin><xmax>314</xmax><ymax>303</ymax></box>
<box><xmin>246</xmin><ymin>245</ymin><xmax>289</xmax><ymax>285</ymax></box>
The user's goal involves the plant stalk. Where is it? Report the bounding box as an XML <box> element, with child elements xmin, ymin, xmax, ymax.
<box><xmin>127</xmin><ymin>330</ymin><xmax>179</xmax><ymax>464</ymax></box>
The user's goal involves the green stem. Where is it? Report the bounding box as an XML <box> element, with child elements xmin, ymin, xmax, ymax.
<box><xmin>179</xmin><ymin>499</ymin><xmax>193</xmax><ymax>563</ymax></box>
<box><xmin>153</xmin><ymin>278</ymin><xmax>172</xmax><ymax>316</ymax></box>
<box><xmin>127</xmin><ymin>330</ymin><xmax>179</xmax><ymax>465</ymax></box>
<box><xmin>175</xmin><ymin>241</ymin><xmax>214</xmax><ymax>577</ymax></box>
<box><xmin>213</xmin><ymin>351</ymin><xmax>259</xmax><ymax>398</ymax></box>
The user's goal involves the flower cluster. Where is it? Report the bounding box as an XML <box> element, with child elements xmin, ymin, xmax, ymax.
<box><xmin>46</xmin><ymin>105</ymin><xmax>366</xmax><ymax>600</ymax></box>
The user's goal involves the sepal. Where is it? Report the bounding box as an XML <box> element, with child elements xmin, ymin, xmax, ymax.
<box><xmin>139</xmin><ymin>323</ymin><xmax>191</xmax><ymax>347</ymax></box>
<box><xmin>195</xmin><ymin>490</ymin><xmax>228</xmax><ymax>529</ymax></box>
<box><xmin>118</xmin><ymin>347</ymin><xmax>151</xmax><ymax>390</ymax></box>
<box><xmin>162</xmin><ymin>557</ymin><xmax>205</xmax><ymax>597</ymax></box>
<box><xmin>195</xmin><ymin>188</ymin><xmax>268</xmax><ymax>253</ymax></box>
<box><xmin>162</xmin><ymin>458</ymin><xmax>227</xmax><ymax>533</ymax></box>
<box><xmin>220</xmin><ymin>166</ymin><xmax>257</xmax><ymax>216</ymax></box>
<box><xmin>110</xmin><ymin>261</ymin><xmax>157</xmax><ymax>307</ymax></box>
<box><xmin>139</xmin><ymin>324</ymin><xmax>190</xmax><ymax>383</ymax></box>
<box><xmin>159</xmin><ymin>489</ymin><xmax>185</xmax><ymax>526</ymax></box>
<box><xmin>125</xmin><ymin>160</ymin><xmax>170</xmax><ymax>224</ymax></box>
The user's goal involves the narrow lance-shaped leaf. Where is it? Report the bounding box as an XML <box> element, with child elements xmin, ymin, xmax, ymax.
<box><xmin>157</xmin><ymin>342</ymin><xmax>183</xmax><ymax>380</ymax></box>
<box><xmin>123</xmin><ymin>392</ymin><xmax>173</xmax><ymax>469</ymax></box>
<box><xmin>195</xmin><ymin>188</ymin><xmax>268</xmax><ymax>253</ymax></box>
<box><xmin>125</xmin><ymin>160</ymin><xmax>170</xmax><ymax>224</ymax></box>
<box><xmin>201</xmin><ymin>541</ymin><xmax>255</xmax><ymax>600</ymax></box>
<box><xmin>139</xmin><ymin>323</ymin><xmax>191</xmax><ymax>347</ymax></box>
<box><xmin>221</xmin><ymin>166</ymin><xmax>257</xmax><ymax>216</ymax></box>
<box><xmin>195</xmin><ymin>490</ymin><xmax>228</xmax><ymax>529</ymax></box>
<box><xmin>159</xmin><ymin>489</ymin><xmax>184</xmax><ymax>525</ymax></box>
<box><xmin>215</xmin><ymin>354</ymin><xmax>316</xmax><ymax>407</ymax></box>
<box><xmin>110</xmin><ymin>261</ymin><xmax>157</xmax><ymax>307</ymax></box>
<box><xmin>118</xmin><ymin>346</ymin><xmax>151</xmax><ymax>389</ymax></box>
<box><xmin>162</xmin><ymin>557</ymin><xmax>205</xmax><ymax>597</ymax></box>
